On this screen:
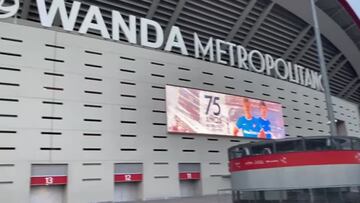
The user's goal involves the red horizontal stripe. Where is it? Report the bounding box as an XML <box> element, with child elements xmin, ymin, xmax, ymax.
<box><xmin>230</xmin><ymin>150</ymin><xmax>360</xmax><ymax>172</ymax></box>
<box><xmin>179</xmin><ymin>172</ymin><xmax>201</xmax><ymax>180</ymax></box>
<box><xmin>114</xmin><ymin>174</ymin><xmax>142</xmax><ymax>182</ymax></box>
<box><xmin>31</xmin><ymin>176</ymin><xmax>67</xmax><ymax>186</ymax></box>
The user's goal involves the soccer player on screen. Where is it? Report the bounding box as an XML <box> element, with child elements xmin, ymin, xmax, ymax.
<box><xmin>233</xmin><ymin>98</ymin><xmax>259</xmax><ymax>138</ymax></box>
<box><xmin>257</xmin><ymin>101</ymin><xmax>272</xmax><ymax>139</ymax></box>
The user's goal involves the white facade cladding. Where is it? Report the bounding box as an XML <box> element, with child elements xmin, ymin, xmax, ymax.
<box><xmin>0</xmin><ymin>20</ymin><xmax>359</xmax><ymax>202</ymax></box>
<box><xmin>33</xmin><ymin>0</ymin><xmax>324</xmax><ymax>91</ymax></box>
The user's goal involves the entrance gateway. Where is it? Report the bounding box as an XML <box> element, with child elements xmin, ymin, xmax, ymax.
<box><xmin>30</xmin><ymin>164</ymin><xmax>67</xmax><ymax>203</ymax></box>
<box><xmin>114</xmin><ymin>163</ymin><xmax>143</xmax><ymax>202</ymax></box>
<box><xmin>178</xmin><ymin>163</ymin><xmax>201</xmax><ymax>197</ymax></box>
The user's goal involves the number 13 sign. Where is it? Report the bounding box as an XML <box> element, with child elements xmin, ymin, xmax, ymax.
<box><xmin>30</xmin><ymin>176</ymin><xmax>67</xmax><ymax>186</ymax></box>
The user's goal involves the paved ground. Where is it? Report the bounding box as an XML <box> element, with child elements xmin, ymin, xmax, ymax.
<box><xmin>99</xmin><ymin>194</ymin><xmax>232</xmax><ymax>203</ymax></box>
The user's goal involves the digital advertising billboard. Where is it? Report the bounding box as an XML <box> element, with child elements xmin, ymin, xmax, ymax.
<box><xmin>166</xmin><ymin>85</ymin><xmax>285</xmax><ymax>139</ymax></box>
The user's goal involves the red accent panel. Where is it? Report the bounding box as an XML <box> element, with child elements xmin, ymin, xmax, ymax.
<box><xmin>30</xmin><ymin>176</ymin><xmax>67</xmax><ymax>186</ymax></box>
<box><xmin>179</xmin><ymin>172</ymin><xmax>201</xmax><ymax>180</ymax></box>
<box><xmin>339</xmin><ymin>0</ymin><xmax>360</xmax><ymax>28</ymax></box>
<box><xmin>114</xmin><ymin>174</ymin><xmax>143</xmax><ymax>182</ymax></box>
<box><xmin>230</xmin><ymin>150</ymin><xmax>360</xmax><ymax>172</ymax></box>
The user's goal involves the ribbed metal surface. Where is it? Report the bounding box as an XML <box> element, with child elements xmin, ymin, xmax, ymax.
<box><xmin>317</xmin><ymin>0</ymin><xmax>360</xmax><ymax>49</ymax></box>
<box><xmin>14</xmin><ymin>0</ymin><xmax>360</xmax><ymax>103</ymax></box>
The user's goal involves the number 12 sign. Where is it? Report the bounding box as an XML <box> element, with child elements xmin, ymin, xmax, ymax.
<box><xmin>166</xmin><ymin>85</ymin><xmax>285</xmax><ymax>139</ymax></box>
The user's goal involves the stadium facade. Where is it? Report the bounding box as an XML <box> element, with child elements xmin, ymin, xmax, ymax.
<box><xmin>0</xmin><ymin>0</ymin><xmax>359</xmax><ymax>202</ymax></box>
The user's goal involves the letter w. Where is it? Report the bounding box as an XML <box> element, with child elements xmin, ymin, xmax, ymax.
<box><xmin>37</xmin><ymin>0</ymin><xmax>80</xmax><ymax>31</ymax></box>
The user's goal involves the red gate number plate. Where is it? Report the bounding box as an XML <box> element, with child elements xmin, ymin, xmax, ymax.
<box><xmin>179</xmin><ymin>172</ymin><xmax>201</xmax><ymax>180</ymax></box>
<box><xmin>114</xmin><ymin>174</ymin><xmax>143</xmax><ymax>182</ymax></box>
<box><xmin>31</xmin><ymin>176</ymin><xmax>67</xmax><ymax>186</ymax></box>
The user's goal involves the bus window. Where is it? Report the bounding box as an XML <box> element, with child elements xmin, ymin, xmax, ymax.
<box><xmin>228</xmin><ymin>150</ymin><xmax>234</xmax><ymax>160</ymax></box>
<box><xmin>352</xmin><ymin>138</ymin><xmax>360</xmax><ymax>150</ymax></box>
<box><xmin>233</xmin><ymin>147</ymin><xmax>249</xmax><ymax>158</ymax></box>
<box><xmin>276</xmin><ymin>140</ymin><xmax>303</xmax><ymax>153</ymax></box>
<box><xmin>229</xmin><ymin>148</ymin><xmax>238</xmax><ymax>160</ymax></box>
<box><xmin>332</xmin><ymin>137</ymin><xmax>352</xmax><ymax>150</ymax></box>
<box><xmin>305</xmin><ymin>138</ymin><xmax>332</xmax><ymax>151</ymax></box>
<box><xmin>251</xmin><ymin>143</ymin><xmax>274</xmax><ymax>155</ymax></box>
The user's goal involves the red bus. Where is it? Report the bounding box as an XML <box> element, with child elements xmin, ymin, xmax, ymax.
<box><xmin>228</xmin><ymin>136</ymin><xmax>360</xmax><ymax>202</ymax></box>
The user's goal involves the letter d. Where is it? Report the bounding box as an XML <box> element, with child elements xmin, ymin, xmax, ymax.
<box><xmin>140</xmin><ymin>18</ymin><xmax>164</xmax><ymax>48</ymax></box>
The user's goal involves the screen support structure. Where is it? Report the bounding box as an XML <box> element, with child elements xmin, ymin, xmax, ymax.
<box><xmin>310</xmin><ymin>0</ymin><xmax>336</xmax><ymax>137</ymax></box>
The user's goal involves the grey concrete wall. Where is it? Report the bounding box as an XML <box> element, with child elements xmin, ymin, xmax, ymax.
<box><xmin>99</xmin><ymin>194</ymin><xmax>232</xmax><ymax>203</ymax></box>
<box><xmin>0</xmin><ymin>21</ymin><xmax>359</xmax><ymax>203</ymax></box>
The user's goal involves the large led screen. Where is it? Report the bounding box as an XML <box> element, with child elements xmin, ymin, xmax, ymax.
<box><xmin>166</xmin><ymin>85</ymin><xmax>285</xmax><ymax>139</ymax></box>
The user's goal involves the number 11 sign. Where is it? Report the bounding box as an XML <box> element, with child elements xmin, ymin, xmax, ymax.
<box><xmin>166</xmin><ymin>85</ymin><xmax>285</xmax><ymax>139</ymax></box>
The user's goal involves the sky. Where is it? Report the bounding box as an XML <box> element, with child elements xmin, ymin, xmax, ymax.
<box><xmin>347</xmin><ymin>0</ymin><xmax>360</xmax><ymax>19</ymax></box>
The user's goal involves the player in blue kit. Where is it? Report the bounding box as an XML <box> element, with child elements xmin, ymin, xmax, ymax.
<box><xmin>233</xmin><ymin>98</ymin><xmax>259</xmax><ymax>138</ymax></box>
<box><xmin>257</xmin><ymin>101</ymin><xmax>272</xmax><ymax>139</ymax></box>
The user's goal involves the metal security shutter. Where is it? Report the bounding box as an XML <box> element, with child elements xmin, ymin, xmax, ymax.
<box><xmin>114</xmin><ymin>163</ymin><xmax>143</xmax><ymax>202</ymax></box>
<box><xmin>178</xmin><ymin>163</ymin><xmax>201</xmax><ymax>197</ymax></box>
<box><xmin>114</xmin><ymin>183</ymin><xmax>140</xmax><ymax>202</ymax></box>
<box><xmin>30</xmin><ymin>164</ymin><xmax>67</xmax><ymax>203</ymax></box>
<box><xmin>179</xmin><ymin>163</ymin><xmax>201</xmax><ymax>173</ymax></box>
<box><xmin>31</xmin><ymin>164</ymin><xmax>67</xmax><ymax>176</ymax></box>
<box><xmin>114</xmin><ymin>163</ymin><xmax>143</xmax><ymax>174</ymax></box>
<box><xmin>30</xmin><ymin>186</ymin><xmax>65</xmax><ymax>203</ymax></box>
